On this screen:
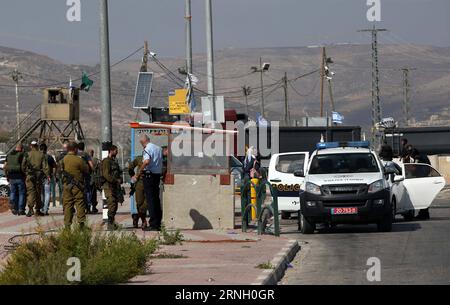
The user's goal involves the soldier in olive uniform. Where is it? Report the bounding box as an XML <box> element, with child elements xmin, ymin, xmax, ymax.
<box><xmin>24</xmin><ymin>141</ymin><xmax>50</xmax><ymax>217</ymax></box>
<box><xmin>128</xmin><ymin>156</ymin><xmax>148</xmax><ymax>229</ymax></box>
<box><xmin>102</xmin><ymin>145</ymin><xmax>123</xmax><ymax>230</ymax></box>
<box><xmin>61</xmin><ymin>142</ymin><xmax>89</xmax><ymax>228</ymax></box>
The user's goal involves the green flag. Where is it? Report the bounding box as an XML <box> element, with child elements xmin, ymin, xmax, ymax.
<box><xmin>80</xmin><ymin>72</ymin><xmax>94</xmax><ymax>92</ymax></box>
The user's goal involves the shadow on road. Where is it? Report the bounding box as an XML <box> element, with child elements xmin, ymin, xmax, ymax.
<box><xmin>280</xmin><ymin>218</ymin><xmax>423</xmax><ymax>235</ymax></box>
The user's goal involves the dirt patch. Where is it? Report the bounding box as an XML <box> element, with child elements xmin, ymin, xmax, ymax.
<box><xmin>0</xmin><ymin>198</ymin><xmax>10</xmax><ymax>213</ymax></box>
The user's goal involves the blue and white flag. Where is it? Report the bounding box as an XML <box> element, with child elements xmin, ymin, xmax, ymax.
<box><xmin>256</xmin><ymin>112</ymin><xmax>269</xmax><ymax>127</ymax></box>
<box><xmin>332</xmin><ymin>111</ymin><xmax>344</xmax><ymax>124</ymax></box>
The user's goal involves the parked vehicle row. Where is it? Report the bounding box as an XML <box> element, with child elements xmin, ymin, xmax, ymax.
<box><xmin>267</xmin><ymin>141</ymin><xmax>446</xmax><ymax>234</ymax></box>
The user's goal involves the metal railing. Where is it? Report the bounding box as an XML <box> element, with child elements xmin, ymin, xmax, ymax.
<box><xmin>240</xmin><ymin>174</ymin><xmax>280</xmax><ymax>236</ymax></box>
<box><xmin>5</xmin><ymin>104</ymin><xmax>42</xmax><ymax>153</ymax></box>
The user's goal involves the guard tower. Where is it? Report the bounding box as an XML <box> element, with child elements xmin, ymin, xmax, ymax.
<box><xmin>39</xmin><ymin>87</ymin><xmax>84</xmax><ymax>147</ymax></box>
<box><xmin>5</xmin><ymin>87</ymin><xmax>85</xmax><ymax>154</ymax></box>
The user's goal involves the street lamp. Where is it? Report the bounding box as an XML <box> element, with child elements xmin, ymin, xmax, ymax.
<box><xmin>251</xmin><ymin>57</ymin><xmax>270</xmax><ymax>118</ymax></box>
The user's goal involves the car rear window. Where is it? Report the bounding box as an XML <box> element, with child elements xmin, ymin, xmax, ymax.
<box><xmin>309</xmin><ymin>153</ymin><xmax>379</xmax><ymax>174</ymax></box>
<box><xmin>405</xmin><ymin>164</ymin><xmax>440</xmax><ymax>179</ymax></box>
<box><xmin>275</xmin><ymin>154</ymin><xmax>306</xmax><ymax>174</ymax></box>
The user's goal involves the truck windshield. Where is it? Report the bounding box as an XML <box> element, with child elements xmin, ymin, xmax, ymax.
<box><xmin>309</xmin><ymin>153</ymin><xmax>379</xmax><ymax>174</ymax></box>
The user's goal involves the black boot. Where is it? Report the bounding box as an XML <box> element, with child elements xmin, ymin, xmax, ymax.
<box><xmin>139</xmin><ymin>213</ymin><xmax>148</xmax><ymax>230</ymax></box>
<box><xmin>132</xmin><ymin>214</ymin><xmax>139</xmax><ymax>228</ymax></box>
<box><xmin>26</xmin><ymin>209</ymin><xmax>34</xmax><ymax>217</ymax></box>
<box><xmin>107</xmin><ymin>217</ymin><xmax>119</xmax><ymax>231</ymax></box>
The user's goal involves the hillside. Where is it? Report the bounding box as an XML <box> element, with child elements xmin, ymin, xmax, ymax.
<box><xmin>1</xmin><ymin>44</ymin><xmax>450</xmax><ymax>145</ymax></box>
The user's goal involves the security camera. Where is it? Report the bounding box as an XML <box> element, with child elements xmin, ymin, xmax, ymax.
<box><xmin>262</xmin><ymin>63</ymin><xmax>270</xmax><ymax>72</ymax></box>
<box><xmin>149</xmin><ymin>52</ymin><xmax>157</xmax><ymax>57</ymax></box>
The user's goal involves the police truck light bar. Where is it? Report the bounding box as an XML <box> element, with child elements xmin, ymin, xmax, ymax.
<box><xmin>316</xmin><ymin>141</ymin><xmax>370</xmax><ymax>150</ymax></box>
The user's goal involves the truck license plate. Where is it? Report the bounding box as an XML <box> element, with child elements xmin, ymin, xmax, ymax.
<box><xmin>331</xmin><ymin>207</ymin><xmax>358</xmax><ymax>215</ymax></box>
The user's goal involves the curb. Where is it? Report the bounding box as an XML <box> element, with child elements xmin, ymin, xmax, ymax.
<box><xmin>251</xmin><ymin>239</ymin><xmax>300</xmax><ymax>285</ymax></box>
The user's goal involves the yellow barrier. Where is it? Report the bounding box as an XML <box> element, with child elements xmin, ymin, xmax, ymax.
<box><xmin>250</xmin><ymin>178</ymin><xmax>259</xmax><ymax>220</ymax></box>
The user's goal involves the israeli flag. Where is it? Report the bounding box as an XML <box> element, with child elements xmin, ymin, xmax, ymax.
<box><xmin>332</xmin><ymin>111</ymin><xmax>344</xmax><ymax>124</ymax></box>
<box><xmin>256</xmin><ymin>112</ymin><xmax>269</xmax><ymax>127</ymax></box>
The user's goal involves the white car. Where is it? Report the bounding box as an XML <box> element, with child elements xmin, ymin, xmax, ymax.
<box><xmin>268</xmin><ymin>152</ymin><xmax>309</xmax><ymax>219</ymax></box>
<box><xmin>388</xmin><ymin>161</ymin><xmax>446</xmax><ymax>220</ymax></box>
<box><xmin>0</xmin><ymin>169</ymin><xmax>10</xmax><ymax>198</ymax></box>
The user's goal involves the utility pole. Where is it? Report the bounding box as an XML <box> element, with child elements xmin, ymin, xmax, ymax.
<box><xmin>400</xmin><ymin>68</ymin><xmax>416</xmax><ymax>126</ymax></box>
<box><xmin>259</xmin><ymin>57</ymin><xmax>265</xmax><ymax>118</ymax></box>
<box><xmin>99</xmin><ymin>0</ymin><xmax>112</xmax><ymax>147</ymax></box>
<box><xmin>185</xmin><ymin>0</ymin><xmax>193</xmax><ymax>74</ymax></box>
<box><xmin>283</xmin><ymin>72</ymin><xmax>290</xmax><ymax>126</ymax></box>
<box><xmin>205</xmin><ymin>0</ymin><xmax>216</xmax><ymax>121</ymax></box>
<box><xmin>11</xmin><ymin>69</ymin><xmax>22</xmax><ymax>140</ymax></box>
<box><xmin>358</xmin><ymin>26</ymin><xmax>387</xmax><ymax>131</ymax></box>
<box><xmin>320</xmin><ymin>47</ymin><xmax>326</xmax><ymax>117</ymax></box>
<box><xmin>99</xmin><ymin>0</ymin><xmax>112</xmax><ymax>223</ymax></box>
<box><xmin>251</xmin><ymin>57</ymin><xmax>270</xmax><ymax>118</ymax></box>
<box><xmin>140</xmin><ymin>41</ymin><xmax>149</xmax><ymax>72</ymax></box>
<box><xmin>327</xmin><ymin>78</ymin><xmax>336</xmax><ymax>112</ymax></box>
<box><xmin>242</xmin><ymin>86</ymin><xmax>252</xmax><ymax>117</ymax></box>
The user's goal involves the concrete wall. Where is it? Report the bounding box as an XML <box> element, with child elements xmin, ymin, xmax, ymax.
<box><xmin>163</xmin><ymin>175</ymin><xmax>235</xmax><ymax>230</ymax></box>
<box><xmin>430</xmin><ymin>155</ymin><xmax>450</xmax><ymax>183</ymax></box>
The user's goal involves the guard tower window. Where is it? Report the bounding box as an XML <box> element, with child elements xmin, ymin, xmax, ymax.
<box><xmin>48</xmin><ymin>90</ymin><xmax>66</xmax><ymax>104</ymax></box>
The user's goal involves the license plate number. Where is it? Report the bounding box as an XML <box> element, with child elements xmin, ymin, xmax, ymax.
<box><xmin>331</xmin><ymin>207</ymin><xmax>358</xmax><ymax>215</ymax></box>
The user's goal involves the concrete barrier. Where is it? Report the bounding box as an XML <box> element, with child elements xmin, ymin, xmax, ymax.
<box><xmin>163</xmin><ymin>174</ymin><xmax>235</xmax><ymax>230</ymax></box>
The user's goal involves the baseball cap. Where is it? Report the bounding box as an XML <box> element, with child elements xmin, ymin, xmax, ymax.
<box><xmin>31</xmin><ymin>140</ymin><xmax>38</xmax><ymax>145</ymax></box>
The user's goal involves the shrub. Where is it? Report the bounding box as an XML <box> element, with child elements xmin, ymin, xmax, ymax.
<box><xmin>0</xmin><ymin>227</ymin><xmax>158</xmax><ymax>285</ymax></box>
<box><xmin>158</xmin><ymin>224</ymin><xmax>184</xmax><ymax>246</ymax></box>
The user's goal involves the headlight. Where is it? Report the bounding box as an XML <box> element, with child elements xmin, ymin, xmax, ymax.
<box><xmin>368</xmin><ymin>180</ymin><xmax>385</xmax><ymax>193</ymax></box>
<box><xmin>305</xmin><ymin>182</ymin><xmax>321</xmax><ymax>195</ymax></box>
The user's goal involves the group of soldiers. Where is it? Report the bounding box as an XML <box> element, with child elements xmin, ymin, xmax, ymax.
<box><xmin>5</xmin><ymin>140</ymin><xmax>124</xmax><ymax>231</ymax></box>
<box><xmin>59</xmin><ymin>141</ymin><xmax>123</xmax><ymax>230</ymax></box>
<box><xmin>6</xmin><ymin>134</ymin><xmax>164</xmax><ymax>231</ymax></box>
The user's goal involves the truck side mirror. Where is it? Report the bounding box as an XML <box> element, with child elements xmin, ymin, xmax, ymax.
<box><xmin>384</xmin><ymin>162</ymin><xmax>398</xmax><ymax>175</ymax></box>
<box><xmin>294</xmin><ymin>170</ymin><xmax>305</xmax><ymax>177</ymax></box>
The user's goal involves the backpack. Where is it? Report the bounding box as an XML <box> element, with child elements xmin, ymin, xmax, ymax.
<box><xmin>6</xmin><ymin>151</ymin><xmax>24</xmax><ymax>174</ymax></box>
<box><xmin>93</xmin><ymin>159</ymin><xmax>105</xmax><ymax>190</ymax></box>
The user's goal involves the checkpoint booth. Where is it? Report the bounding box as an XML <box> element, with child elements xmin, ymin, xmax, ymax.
<box><xmin>130</xmin><ymin>121</ymin><xmax>237</xmax><ymax>230</ymax></box>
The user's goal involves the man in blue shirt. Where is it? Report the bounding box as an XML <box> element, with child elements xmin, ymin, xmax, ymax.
<box><xmin>139</xmin><ymin>134</ymin><xmax>163</xmax><ymax>231</ymax></box>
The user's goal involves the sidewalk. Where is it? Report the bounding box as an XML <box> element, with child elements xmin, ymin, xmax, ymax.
<box><xmin>0</xmin><ymin>199</ymin><xmax>299</xmax><ymax>285</ymax></box>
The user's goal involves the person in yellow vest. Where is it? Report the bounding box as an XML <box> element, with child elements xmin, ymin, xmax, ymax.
<box><xmin>23</xmin><ymin>141</ymin><xmax>50</xmax><ymax>217</ymax></box>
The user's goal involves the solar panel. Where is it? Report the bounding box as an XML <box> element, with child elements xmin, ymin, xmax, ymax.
<box><xmin>133</xmin><ymin>72</ymin><xmax>154</xmax><ymax>109</ymax></box>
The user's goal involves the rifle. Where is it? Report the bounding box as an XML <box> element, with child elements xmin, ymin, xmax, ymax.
<box><xmin>62</xmin><ymin>171</ymin><xmax>84</xmax><ymax>192</ymax></box>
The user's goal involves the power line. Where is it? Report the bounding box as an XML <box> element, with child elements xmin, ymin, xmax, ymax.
<box><xmin>0</xmin><ymin>46</ymin><xmax>144</xmax><ymax>88</ymax></box>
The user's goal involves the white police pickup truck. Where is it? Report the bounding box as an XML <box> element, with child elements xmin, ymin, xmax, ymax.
<box><xmin>296</xmin><ymin>141</ymin><xmax>396</xmax><ymax>234</ymax></box>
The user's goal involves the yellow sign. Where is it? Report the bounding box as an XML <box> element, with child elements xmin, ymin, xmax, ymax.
<box><xmin>169</xmin><ymin>89</ymin><xmax>190</xmax><ymax>115</ymax></box>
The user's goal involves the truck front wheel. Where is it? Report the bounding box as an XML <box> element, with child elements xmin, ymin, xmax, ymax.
<box><xmin>300</xmin><ymin>213</ymin><xmax>315</xmax><ymax>234</ymax></box>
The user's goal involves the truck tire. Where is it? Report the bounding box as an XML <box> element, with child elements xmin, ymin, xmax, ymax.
<box><xmin>391</xmin><ymin>198</ymin><xmax>397</xmax><ymax>223</ymax></box>
<box><xmin>377</xmin><ymin>214</ymin><xmax>393</xmax><ymax>232</ymax></box>
<box><xmin>402</xmin><ymin>210</ymin><xmax>415</xmax><ymax>222</ymax></box>
<box><xmin>300</xmin><ymin>213</ymin><xmax>315</xmax><ymax>234</ymax></box>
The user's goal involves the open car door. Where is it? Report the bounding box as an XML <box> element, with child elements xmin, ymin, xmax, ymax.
<box><xmin>268</xmin><ymin>152</ymin><xmax>309</xmax><ymax>214</ymax></box>
<box><xmin>400</xmin><ymin>163</ymin><xmax>446</xmax><ymax>210</ymax></box>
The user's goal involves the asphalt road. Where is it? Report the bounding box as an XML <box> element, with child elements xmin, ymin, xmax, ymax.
<box><xmin>281</xmin><ymin>186</ymin><xmax>450</xmax><ymax>285</ymax></box>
